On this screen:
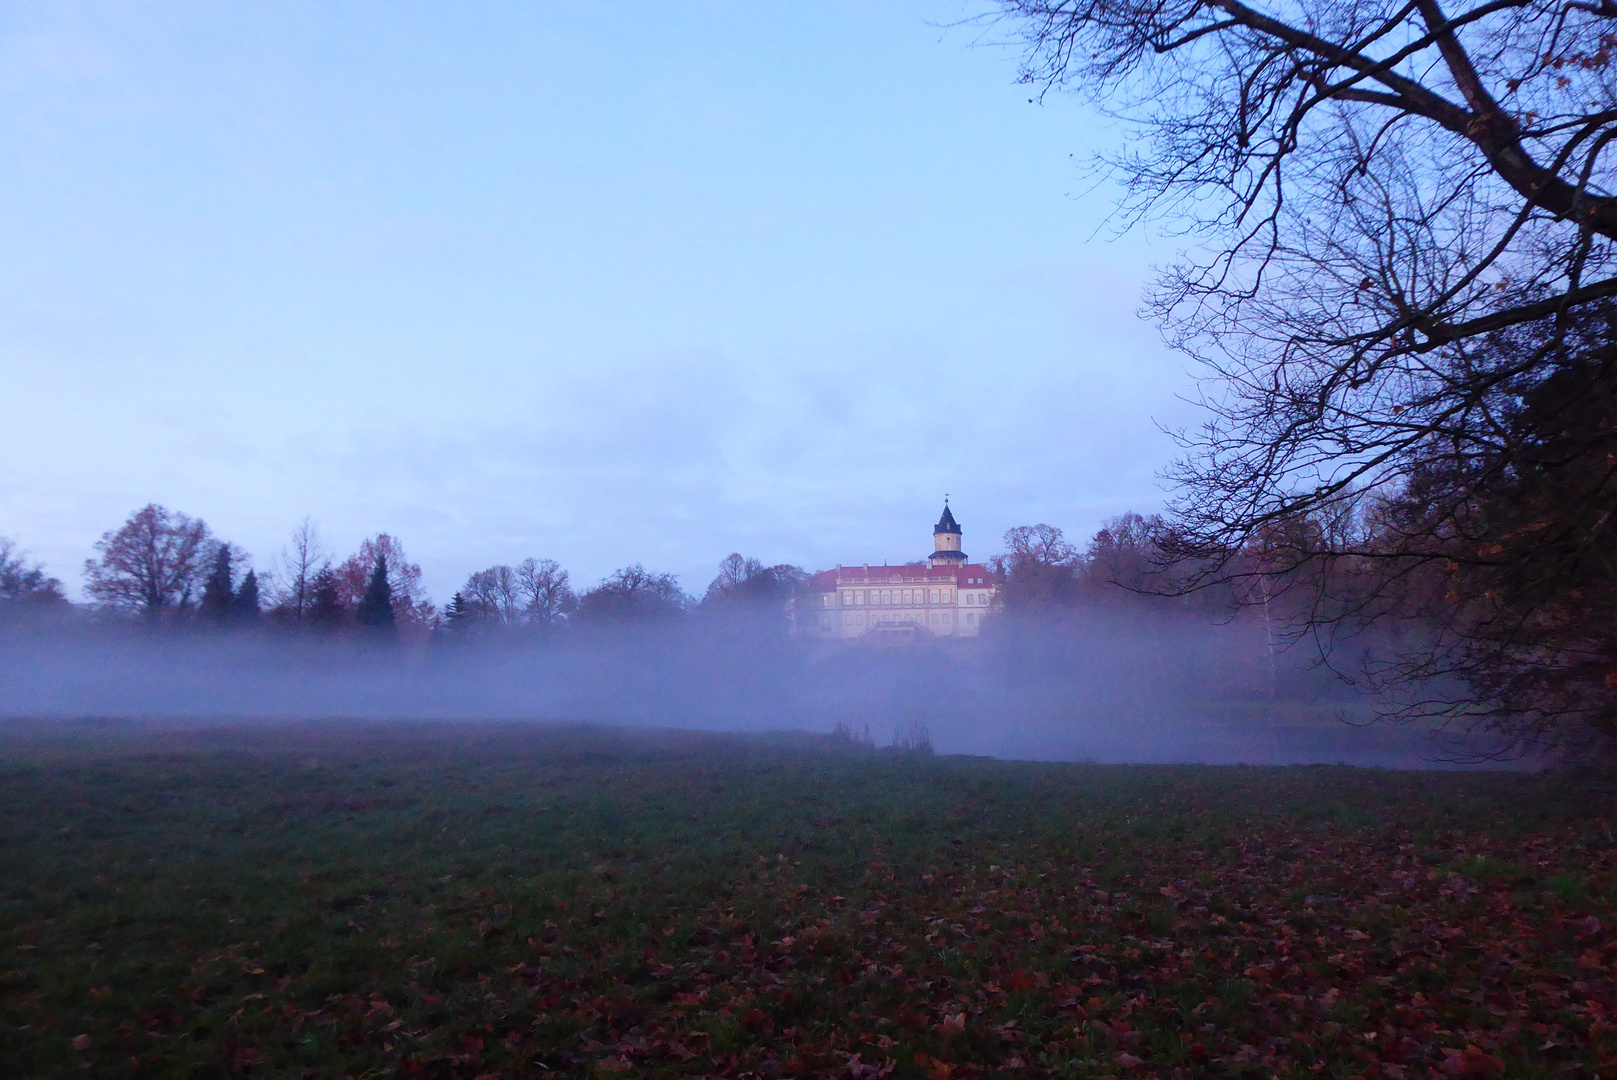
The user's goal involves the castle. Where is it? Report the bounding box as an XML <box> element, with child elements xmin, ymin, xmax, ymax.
<box><xmin>794</xmin><ymin>502</ymin><xmax>997</xmax><ymax>642</ymax></box>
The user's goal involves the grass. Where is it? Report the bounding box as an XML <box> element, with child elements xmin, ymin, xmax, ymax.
<box><xmin>0</xmin><ymin>719</ymin><xmax>1613</xmax><ymax>1078</ymax></box>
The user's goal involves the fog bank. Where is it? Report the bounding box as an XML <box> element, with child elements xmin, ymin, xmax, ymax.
<box><xmin>0</xmin><ymin>614</ymin><xmax>1516</xmax><ymax>768</ymax></box>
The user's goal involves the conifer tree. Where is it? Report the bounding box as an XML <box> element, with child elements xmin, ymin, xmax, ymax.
<box><xmin>198</xmin><ymin>544</ymin><xmax>234</xmax><ymax>622</ymax></box>
<box><xmin>444</xmin><ymin>591</ymin><xmax>477</xmax><ymax>633</ymax></box>
<box><xmin>307</xmin><ymin>566</ymin><xmax>345</xmax><ymax>630</ymax></box>
<box><xmin>355</xmin><ymin>554</ymin><xmax>395</xmax><ymax>632</ymax></box>
<box><xmin>233</xmin><ymin>569</ymin><xmax>261</xmax><ymax>624</ymax></box>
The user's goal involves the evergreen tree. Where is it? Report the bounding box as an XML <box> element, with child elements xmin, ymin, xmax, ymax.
<box><xmin>444</xmin><ymin>591</ymin><xmax>478</xmax><ymax>633</ymax></box>
<box><xmin>307</xmin><ymin>566</ymin><xmax>345</xmax><ymax>629</ymax></box>
<box><xmin>355</xmin><ymin>554</ymin><xmax>395</xmax><ymax>632</ymax></box>
<box><xmin>198</xmin><ymin>544</ymin><xmax>234</xmax><ymax>622</ymax></box>
<box><xmin>233</xmin><ymin>569</ymin><xmax>261</xmax><ymax>624</ymax></box>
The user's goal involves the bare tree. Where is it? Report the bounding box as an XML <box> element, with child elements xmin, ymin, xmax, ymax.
<box><xmin>998</xmin><ymin>0</ymin><xmax>1617</xmax><ymax>390</ymax></box>
<box><xmin>703</xmin><ymin>553</ymin><xmax>764</xmax><ymax>604</ymax></box>
<box><xmin>83</xmin><ymin>504</ymin><xmax>211</xmax><ymax>619</ymax></box>
<box><xmin>994</xmin><ymin>0</ymin><xmax>1617</xmax><ymax>750</ymax></box>
<box><xmin>515</xmin><ymin>557</ymin><xmax>575</xmax><ymax>624</ymax></box>
<box><xmin>701</xmin><ymin>554</ymin><xmax>806</xmax><ymax>628</ymax></box>
<box><xmin>464</xmin><ymin>564</ymin><xmax>524</xmax><ymax>627</ymax></box>
<box><xmin>270</xmin><ymin>517</ymin><xmax>327</xmax><ymax>627</ymax></box>
<box><xmin>1002</xmin><ymin>524</ymin><xmax>1079</xmax><ymax>568</ymax></box>
<box><xmin>990</xmin><ymin>525</ymin><xmax>1084</xmax><ymax>609</ymax></box>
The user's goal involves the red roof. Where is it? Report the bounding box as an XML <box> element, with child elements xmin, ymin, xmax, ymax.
<box><xmin>807</xmin><ymin>564</ymin><xmax>993</xmax><ymax>589</ymax></box>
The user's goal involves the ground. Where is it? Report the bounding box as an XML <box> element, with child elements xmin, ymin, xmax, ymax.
<box><xmin>0</xmin><ymin>720</ymin><xmax>1613</xmax><ymax>1078</ymax></box>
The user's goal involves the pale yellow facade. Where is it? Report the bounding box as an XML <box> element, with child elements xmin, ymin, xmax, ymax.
<box><xmin>794</xmin><ymin>504</ymin><xmax>996</xmax><ymax>642</ymax></box>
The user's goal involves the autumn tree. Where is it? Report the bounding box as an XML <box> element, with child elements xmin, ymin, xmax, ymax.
<box><xmin>83</xmin><ymin>505</ymin><xmax>210</xmax><ymax>620</ymax></box>
<box><xmin>576</xmin><ymin>565</ymin><xmax>689</xmax><ymax>624</ymax></box>
<box><xmin>994</xmin><ymin>0</ymin><xmax>1617</xmax><ymax>749</ymax></box>
<box><xmin>0</xmin><ymin>537</ymin><xmax>66</xmax><ymax>605</ymax></box>
<box><xmin>336</xmin><ymin>534</ymin><xmax>435</xmax><ymax>638</ymax></box>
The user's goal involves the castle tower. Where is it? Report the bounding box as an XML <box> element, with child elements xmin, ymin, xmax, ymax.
<box><xmin>929</xmin><ymin>501</ymin><xmax>967</xmax><ymax>566</ymax></box>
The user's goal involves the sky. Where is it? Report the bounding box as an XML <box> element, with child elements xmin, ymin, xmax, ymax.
<box><xmin>0</xmin><ymin>1</ymin><xmax>1194</xmax><ymax>604</ymax></box>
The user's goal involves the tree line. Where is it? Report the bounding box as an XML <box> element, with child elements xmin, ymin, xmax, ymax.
<box><xmin>0</xmin><ymin>504</ymin><xmax>813</xmax><ymax>642</ymax></box>
<box><xmin>4</xmin><ymin>503</ymin><xmax>1191</xmax><ymax>643</ymax></box>
<box><xmin>4</xmin><ymin>484</ymin><xmax>1609</xmax><ymax>755</ymax></box>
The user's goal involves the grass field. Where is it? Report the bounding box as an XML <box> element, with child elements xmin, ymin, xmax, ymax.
<box><xmin>1</xmin><ymin>720</ymin><xmax>1613</xmax><ymax>1079</ymax></box>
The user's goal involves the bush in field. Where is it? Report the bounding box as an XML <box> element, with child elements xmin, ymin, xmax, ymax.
<box><xmin>889</xmin><ymin>719</ymin><xmax>933</xmax><ymax>756</ymax></box>
<box><xmin>829</xmin><ymin>720</ymin><xmax>874</xmax><ymax>750</ymax></box>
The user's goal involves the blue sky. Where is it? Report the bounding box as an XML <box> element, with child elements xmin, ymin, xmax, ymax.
<box><xmin>0</xmin><ymin>2</ymin><xmax>1192</xmax><ymax>603</ymax></box>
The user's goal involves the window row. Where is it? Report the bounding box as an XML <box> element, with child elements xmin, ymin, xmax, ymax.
<box><xmin>827</xmin><ymin>588</ymin><xmax>990</xmax><ymax>608</ymax></box>
<box><xmin>837</xmin><ymin>588</ymin><xmax>956</xmax><ymax>607</ymax></box>
<box><xmin>833</xmin><ymin>611</ymin><xmax>981</xmax><ymax>629</ymax></box>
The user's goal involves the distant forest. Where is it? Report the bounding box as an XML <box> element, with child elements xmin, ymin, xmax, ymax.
<box><xmin>0</xmin><ymin>501</ymin><xmax>1445</xmax><ymax>734</ymax></box>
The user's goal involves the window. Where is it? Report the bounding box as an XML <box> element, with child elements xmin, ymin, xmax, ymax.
<box><xmin>843</xmin><ymin>591</ymin><xmax>852</xmax><ymax>605</ymax></box>
<box><xmin>855</xmin><ymin>591</ymin><xmax>864</xmax><ymax>605</ymax></box>
<box><xmin>822</xmin><ymin>594</ymin><xmax>831</xmax><ymax>608</ymax></box>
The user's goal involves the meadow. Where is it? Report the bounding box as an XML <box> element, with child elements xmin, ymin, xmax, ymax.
<box><xmin>0</xmin><ymin>720</ymin><xmax>1612</xmax><ymax>1079</ymax></box>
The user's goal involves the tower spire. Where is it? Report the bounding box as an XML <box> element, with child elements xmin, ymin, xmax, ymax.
<box><xmin>930</xmin><ymin>499</ymin><xmax>966</xmax><ymax>564</ymax></box>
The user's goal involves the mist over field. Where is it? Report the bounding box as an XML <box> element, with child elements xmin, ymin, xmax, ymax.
<box><xmin>0</xmin><ymin>610</ymin><xmax>1506</xmax><ymax>767</ymax></box>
